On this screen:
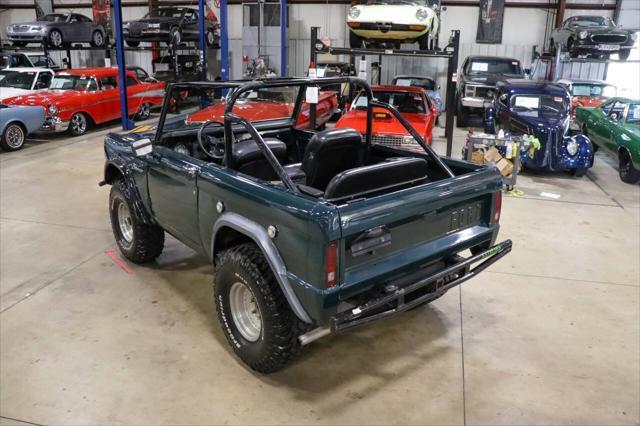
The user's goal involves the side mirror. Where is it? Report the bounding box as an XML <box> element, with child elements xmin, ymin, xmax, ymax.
<box><xmin>524</xmin><ymin>68</ymin><xmax>531</xmax><ymax>75</ymax></box>
<box><xmin>132</xmin><ymin>138</ymin><xmax>153</xmax><ymax>157</ymax></box>
<box><xmin>610</xmin><ymin>112</ymin><xmax>619</xmax><ymax>121</ymax></box>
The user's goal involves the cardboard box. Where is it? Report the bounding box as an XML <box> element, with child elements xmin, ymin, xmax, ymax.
<box><xmin>484</xmin><ymin>146</ymin><xmax>503</xmax><ymax>163</ymax></box>
<box><xmin>496</xmin><ymin>158</ymin><xmax>514</xmax><ymax>177</ymax></box>
<box><xmin>471</xmin><ymin>151</ymin><xmax>485</xmax><ymax>165</ymax></box>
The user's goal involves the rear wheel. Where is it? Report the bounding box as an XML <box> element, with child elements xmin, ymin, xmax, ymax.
<box><xmin>168</xmin><ymin>27</ymin><xmax>182</xmax><ymax>46</ymax></box>
<box><xmin>214</xmin><ymin>243</ymin><xmax>308</xmax><ymax>374</ymax></box>
<box><xmin>619</xmin><ymin>149</ymin><xmax>640</xmax><ymax>184</ymax></box>
<box><xmin>349</xmin><ymin>31</ymin><xmax>364</xmax><ymax>48</ymax></box>
<box><xmin>206</xmin><ymin>29</ymin><xmax>217</xmax><ymax>47</ymax></box>
<box><xmin>1</xmin><ymin>123</ymin><xmax>26</xmax><ymax>152</ymax></box>
<box><xmin>109</xmin><ymin>179</ymin><xmax>165</xmax><ymax>263</ymax></box>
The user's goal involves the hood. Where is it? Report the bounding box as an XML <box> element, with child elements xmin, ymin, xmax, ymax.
<box><xmin>0</xmin><ymin>88</ymin><xmax>32</xmax><ymax>102</ymax></box>
<box><xmin>335</xmin><ymin>108</ymin><xmax>430</xmax><ymax>136</ymax></box>
<box><xmin>186</xmin><ymin>101</ymin><xmax>294</xmax><ymax>124</ymax></box>
<box><xmin>513</xmin><ymin>109</ymin><xmax>568</xmax><ymax>133</ymax></box>
<box><xmin>10</xmin><ymin>21</ymin><xmax>52</xmax><ymax>27</ymax></box>
<box><xmin>466</xmin><ymin>73</ymin><xmax>523</xmax><ymax>85</ymax></box>
<box><xmin>2</xmin><ymin>90</ymin><xmax>82</xmax><ymax>107</ymax></box>
<box><xmin>581</xmin><ymin>27</ymin><xmax>630</xmax><ymax>35</ymax></box>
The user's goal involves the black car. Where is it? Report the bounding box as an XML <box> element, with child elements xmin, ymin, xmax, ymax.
<box><xmin>123</xmin><ymin>7</ymin><xmax>219</xmax><ymax>47</ymax></box>
<box><xmin>549</xmin><ymin>16</ymin><xmax>637</xmax><ymax>60</ymax></box>
<box><xmin>456</xmin><ymin>55</ymin><xmax>525</xmax><ymax>127</ymax></box>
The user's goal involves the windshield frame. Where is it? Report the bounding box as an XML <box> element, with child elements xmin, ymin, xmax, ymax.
<box><xmin>509</xmin><ymin>93</ymin><xmax>570</xmax><ymax>114</ymax></box>
<box><xmin>49</xmin><ymin>75</ymin><xmax>98</xmax><ymax>91</ymax></box>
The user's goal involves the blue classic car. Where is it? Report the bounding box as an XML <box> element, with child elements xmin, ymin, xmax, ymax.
<box><xmin>0</xmin><ymin>104</ymin><xmax>46</xmax><ymax>151</ymax></box>
<box><xmin>485</xmin><ymin>80</ymin><xmax>593</xmax><ymax>176</ymax></box>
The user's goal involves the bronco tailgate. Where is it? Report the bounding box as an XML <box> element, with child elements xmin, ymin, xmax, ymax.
<box><xmin>336</xmin><ymin>167</ymin><xmax>502</xmax><ymax>300</ymax></box>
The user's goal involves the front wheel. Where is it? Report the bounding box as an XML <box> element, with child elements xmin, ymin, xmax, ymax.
<box><xmin>349</xmin><ymin>30</ymin><xmax>364</xmax><ymax>48</ymax></box>
<box><xmin>1</xmin><ymin>123</ymin><xmax>26</xmax><ymax>152</ymax></box>
<box><xmin>619</xmin><ymin>49</ymin><xmax>631</xmax><ymax>61</ymax></box>
<box><xmin>68</xmin><ymin>112</ymin><xmax>88</xmax><ymax>136</ymax></box>
<box><xmin>91</xmin><ymin>30</ymin><xmax>105</xmax><ymax>47</ymax></box>
<box><xmin>168</xmin><ymin>27</ymin><xmax>182</xmax><ymax>46</ymax></box>
<box><xmin>206</xmin><ymin>29</ymin><xmax>217</xmax><ymax>47</ymax></box>
<box><xmin>109</xmin><ymin>179</ymin><xmax>165</xmax><ymax>263</ymax></box>
<box><xmin>48</xmin><ymin>29</ymin><xmax>63</xmax><ymax>47</ymax></box>
<box><xmin>214</xmin><ymin>243</ymin><xmax>307</xmax><ymax>374</ymax></box>
<box><xmin>571</xmin><ymin>167</ymin><xmax>588</xmax><ymax>178</ymax></box>
<box><xmin>619</xmin><ymin>149</ymin><xmax>640</xmax><ymax>184</ymax></box>
<box><xmin>417</xmin><ymin>33</ymin><xmax>430</xmax><ymax>50</ymax></box>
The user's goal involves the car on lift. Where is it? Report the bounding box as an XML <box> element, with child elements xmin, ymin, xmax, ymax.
<box><xmin>1</xmin><ymin>51</ymin><xmax>37</xmax><ymax>69</ymax></box>
<box><xmin>0</xmin><ymin>68</ymin><xmax>54</xmax><ymax>102</ymax></box>
<box><xmin>0</xmin><ymin>104</ymin><xmax>46</xmax><ymax>152</ymax></box>
<box><xmin>99</xmin><ymin>77</ymin><xmax>511</xmax><ymax>373</ymax></box>
<box><xmin>549</xmin><ymin>15</ymin><xmax>637</xmax><ymax>60</ymax></box>
<box><xmin>575</xmin><ymin>97</ymin><xmax>640</xmax><ymax>184</ymax></box>
<box><xmin>2</xmin><ymin>68</ymin><xmax>165</xmax><ymax>136</ymax></box>
<box><xmin>556</xmin><ymin>79</ymin><xmax>616</xmax><ymax>116</ymax></box>
<box><xmin>485</xmin><ymin>80</ymin><xmax>594</xmax><ymax>177</ymax></box>
<box><xmin>5</xmin><ymin>13</ymin><xmax>107</xmax><ymax>48</ymax></box>
<box><xmin>392</xmin><ymin>75</ymin><xmax>443</xmax><ymax>124</ymax></box>
<box><xmin>123</xmin><ymin>7</ymin><xmax>219</xmax><ymax>47</ymax></box>
<box><xmin>24</xmin><ymin>52</ymin><xmax>61</xmax><ymax>70</ymax></box>
<box><xmin>456</xmin><ymin>55</ymin><xmax>526</xmax><ymax>128</ymax></box>
<box><xmin>347</xmin><ymin>0</ymin><xmax>439</xmax><ymax>49</ymax></box>
<box><xmin>334</xmin><ymin>85</ymin><xmax>437</xmax><ymax>151</ymax></box>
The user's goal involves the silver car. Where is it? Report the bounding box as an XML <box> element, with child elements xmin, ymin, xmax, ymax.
<box><xmin>0</xmin><ymin>104</ymin><xmax>46</xmax><ymax>152</ymax></box>
<box><xmin>6</xmin><ymin>13</ymin><xmax>107</xmax><ymax>48</ymax></box>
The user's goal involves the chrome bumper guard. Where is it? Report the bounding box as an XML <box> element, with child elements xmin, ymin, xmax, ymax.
<box><xmin>299</xmin><ymin>239</ymin><xmax>513</xmax><ymax>345</ymax></box>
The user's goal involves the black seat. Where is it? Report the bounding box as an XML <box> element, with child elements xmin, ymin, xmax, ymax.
<box><xmin>301</xmin><ymin>128</ymin><xmax>362</xmax><ymax>190</ymax></box>
<box><xmin>233</xmin><ymin>138</ymin><xmax>287</xmax><ymax>181</ymax></box>
<box><xmin>323</xmin><ymin>157</ymin><xmax>429</xmax><ymax>202</ymax></box>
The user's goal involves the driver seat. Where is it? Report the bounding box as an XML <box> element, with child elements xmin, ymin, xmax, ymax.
<box><xmin>233</xmin><ymin>138</ymin><xmax>288</xmax><ymax>181</ymax></box>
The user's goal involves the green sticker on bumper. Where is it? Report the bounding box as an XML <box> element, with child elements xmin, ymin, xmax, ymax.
<box><xmin>481</xmin><ymin>245</ymin><xmax>504</xmax><ymax>259</ymax></box>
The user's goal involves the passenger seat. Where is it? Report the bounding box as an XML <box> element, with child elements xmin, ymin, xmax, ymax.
<box><xmin>233</xmin><ymin>138</ymin><xmax>288</xmax><ymax>181</ymax></box>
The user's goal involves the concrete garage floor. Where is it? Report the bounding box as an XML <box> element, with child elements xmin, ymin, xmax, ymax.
<box><xmin>0</xmin><ymin>121</ymin><xmax>638</xmax><ymax>426</ymax></box>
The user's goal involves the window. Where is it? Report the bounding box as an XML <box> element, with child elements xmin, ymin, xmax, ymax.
<box><xmin>134</xmin><ymin>68</ymin><xmax>149</xmax><ymax>81</ymax></box>
<box><xmin>126</xmin><ymin>76</ymin><xmax>138</xmax><ymax>86</ymax></box>
<box><xmin>354</xmin><ymin>90</ymin><xmax>426</xmax><ymax>114</ymax></box>
<box><xmin>465</xmin><ymin>59</ymin><xmax>522</xmax><ymax>77</ymax></box>
<box><xmin>41</xmin><ymin>14</ymin><xmax>67</xmax><ymax>22</ymax></box>
<box><xmin>36</xmin><ymin>72</ymin><xmax>52</xmax><ymax>89</ymax></box>
<box><xmin>243</xmin><ymin>3</ymin><xmax>288</xmax><ymax>27</ymax></box>
<box><xmin>100</xmin><ymin>76</ymin><xmax>118</xmax><ymax>90</ymax></box>
<box><xmin>183</xmin><ymin>10</ymin><xmax>196</xmax><ymax>22</ymax></box>
<box><xmin>0</xmin><ymin>71</ymin><xmax>37</xmax><ymax>90</ymax></box>
<box><xmin>608</xmin><ymin>101</ymin><xmax>626</xmax><ymax>121</ymax></box>
<box><xmin>50</xmin><ymin>75</ymin><xmax>95</xmax><ymax>91</ymax></box>
<box><xmin>626</xmin><ymin>104</ymin><xmax>640</xmax><ymax>124</ymax></box>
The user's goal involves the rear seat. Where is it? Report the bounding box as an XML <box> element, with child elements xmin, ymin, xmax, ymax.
<box><xmin>323</xmin><ymin>157</ymin><xmax>429</xmax><ymax>203</ymax></box>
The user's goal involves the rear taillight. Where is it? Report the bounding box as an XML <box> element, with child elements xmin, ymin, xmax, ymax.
<box><xmin>325</xmin><ymin>242</ymin><xmax>338</xmax><ymax>288</ymax></box>
<box><xmin>493</xmin><ymin>191</ymin><xmax>502</xmax><ymax>224</ymax></box>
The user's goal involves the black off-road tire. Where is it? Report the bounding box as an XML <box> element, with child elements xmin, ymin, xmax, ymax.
<box><xmin>619</xmin><ymin>149</ymin><xmax>640</xmax><ymax>184</ymax></box>
<box><xmin>456</xmin><ymin>98</ymin><xmax>469</xmax><ymax>128</ymax></box>
<box><xmin>109</xmin><ymin>179</ymin><xmax>165</xmax><ymax>264</ymax></box>
<box><xmin>214</xmin><ymin>243</ymin><xmax>308</xmax><ymax>374</ymax></box>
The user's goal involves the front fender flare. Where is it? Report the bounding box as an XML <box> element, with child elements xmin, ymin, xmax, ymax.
<box><xmin>212</xmin><ymin>212</ymin><xmax>312</xmax><ymax>324</ymax></box>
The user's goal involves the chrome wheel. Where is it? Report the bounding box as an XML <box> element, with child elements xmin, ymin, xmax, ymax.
<box><xmin>70</xmin><ymin>113</ymin><xmax>87</xmax><ymax>135</ymax></box>
<box><xmin>207</xmin><ymin>30</ymin><xmax>215</xmax><ymax>46</ymax></box>
<box><xmin>49</xmin><ymin>30</ymin><xmax>62</xmax><ymax>47</ymax></box>
<box><xmin>229</xmin><ymin>282</ymin><xmax>262</xmax><ymax>342</ymax></box>
<box><xmin>92</xmin><ymin>31</ymin><xmax>104</xmax><ymax>47</ymax></box>
<box><xmin>137</xmin><ymin>103</ymin><xmax>150</xmax><ymax>120</ymax></box>
<box><xmin>171</xmin><ymin>28</ymin><xmax>181</xmax><ymax>45</ymax></box>
<box><xmin>5</xmin><ymin>124</ymin><xmax>25</xmax><ymax>150</ymax></box>
<box><xmin>117</xmin><ymin>201</ymin><xmax>134</xmax><ymax>244</ymax></box>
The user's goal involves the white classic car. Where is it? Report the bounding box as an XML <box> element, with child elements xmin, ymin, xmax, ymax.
<box><xmin>347</xmin><ymin>0</ymin><xmax>439</xmax><ymax>50</ymax></box>
<box><xmin>0</xmin><ymin>67</ymin><xmax>54</xmax><ymax>102</ymax></box>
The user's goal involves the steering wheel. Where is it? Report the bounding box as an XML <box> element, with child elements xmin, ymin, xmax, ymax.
<box><xmin>197</xmin><ymin>119</ymin><xmax>226</xmax><ymax>160</ymax></box>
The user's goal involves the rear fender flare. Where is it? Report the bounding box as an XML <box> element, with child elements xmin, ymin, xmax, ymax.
<box><xmin>212</xmin><ymin>212</ymin><xmax>312</xmax><ymax>324</ymax></box>
<box><xmin>102</xmin><ymin>158</ymin><xmax>156</xmax><ymax>225</ymax></box>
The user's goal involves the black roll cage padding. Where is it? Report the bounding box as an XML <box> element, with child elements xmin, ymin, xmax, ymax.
<box><xmin>369</xmin><ymin>100</ymin><xmax>455</xmax><ymax>178</ymax></box>
<box><xmin>154</xmin><ymin>77</ymin><xmax>453</xmax><ymax>190</ymax></box>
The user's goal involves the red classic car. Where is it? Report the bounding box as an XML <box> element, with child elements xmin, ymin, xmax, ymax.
<box><xmin>2</xmin><ymin>67</ymin><xmax>165</xmax><ymax>136</ymax></box>
<box><xmin>557</xmin><ymin>79</ymin><xmax>616</xmax><ymax>115</ymax></box>
<box><xmin>334</xmin><ymin>85</ymin><xmax>436</xmax><ymax>150</ymax></box>
<box><xmin>186</xmin><ymin>87</ymin><xmax>338</xmax><ymax>129</ymax></box>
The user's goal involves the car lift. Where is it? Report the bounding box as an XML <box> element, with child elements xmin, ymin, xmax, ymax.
<box><xmin>530</xmin><ymin>43</ymin><xmax>640</xmax><ymax>81</ymax></box>
<box><xmin>309</xmin><ymin>27</ymin><xmax>460</xmax><ymax>157</ymax></box>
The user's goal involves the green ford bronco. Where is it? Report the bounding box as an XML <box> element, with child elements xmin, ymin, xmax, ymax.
<box><xmin>100</xmin><ymin>77</ymin><xmax>511</xmax><ymax>373</ymax></box>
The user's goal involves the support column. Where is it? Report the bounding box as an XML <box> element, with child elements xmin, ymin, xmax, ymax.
<box><xmin>113</xmin><ymin>0</ymin><xmax>134</xmax><ymax>131</ymax></box>
<box><xmin>220</xmin><ymin>0</ymin><xmax>229</xmax><ymax>80</ymax></box>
